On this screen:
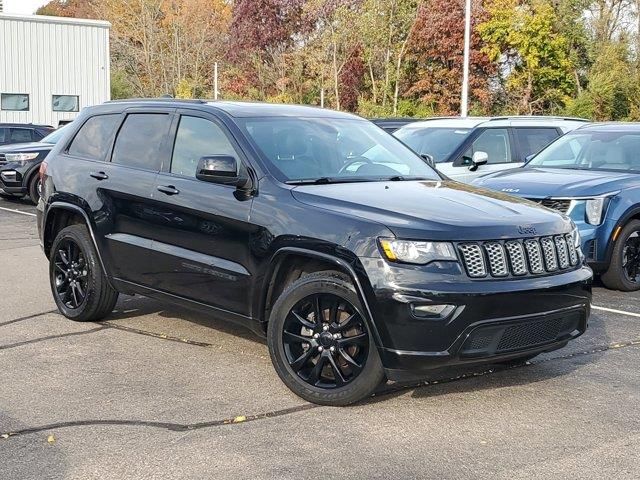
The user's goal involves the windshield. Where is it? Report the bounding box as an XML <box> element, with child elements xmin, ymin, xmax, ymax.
<box><xmin>240</xmin><ymin>117</ymin><xmax>440</xmax><ymax>183</ymax></box>
<box><xmin>394</xmin><ymin>127</ymin><xmax>472</xmax><ymax>163</ymax></box>
<box><xmin>40</xmin><ymin>125</ymin><xmax>69</xmax><ymax>144</ymax></box>
<box><xmin>528</xmin><ymin>131</ymin><xmax>640</xmax><ymax>172</ymax></box>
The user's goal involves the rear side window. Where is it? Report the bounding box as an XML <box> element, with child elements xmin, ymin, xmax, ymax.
<box><xmin>515</xmin><ymin>128</ymin><xmax>559</xmax><ymax>159</ymax></box>
<box><xmin>171</xmin><ymin>116</ymin><xmax>237</xmax><ymax>177</ymax></box>
<box><xmin>111</xmin><ymin>114</ymin><xmax>172</xmax><ymax>171</ymax></box>
<box><xmin>68</xmin><ymin>114</ymin><xmax>121</xmax><ymax>160</ymax></box>
<box><xmin>0</xmin><ymin>128</ymin><xmax>8</xmax><ymax>142</ymax></box>
<box><xmin>10</xmin><ymin>128</ymin><xmax>33</xmax><ymax>143</ymax></box>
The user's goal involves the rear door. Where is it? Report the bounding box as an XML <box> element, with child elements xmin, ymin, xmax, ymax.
<box><xmin>513</xmin><ymin>127</ymin><xmax>561</xmax><ymax>162</ymax></box>
<box><xmin>99</xmin><ymin>109</ymin><xmax>175</xmax><ymax>286</ymax></box>
<box><xmin>142</xmin><ymin>110</ymin><xmax>256</xmax><ymax>317</ymax></box>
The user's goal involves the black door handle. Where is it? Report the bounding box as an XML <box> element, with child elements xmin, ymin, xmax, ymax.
<box><xmin>89</xmin><ymin>171</ymin><xmax>108</xmax><ymax>180</ymax></box>
<box><xmin>157</xmin><ymin>185</ymin><xmax>180</xmax><ymax>195</ymax></box>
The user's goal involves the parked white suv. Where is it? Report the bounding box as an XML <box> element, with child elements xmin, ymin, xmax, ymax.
<box><xmin>394</xmin><ymin>116</ymin><xmax>588</xmax><ymax>183</ymax></box>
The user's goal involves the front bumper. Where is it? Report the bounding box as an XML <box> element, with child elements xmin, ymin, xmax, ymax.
<box><xmin>360</xmin><ymin>259</ymin><xmax>592</xmax><ymax>380</ymax></box>
<box><xmin>0</xmin><ymin>162</ymin><xmax>38</xmax><ymax>195</ymax></box>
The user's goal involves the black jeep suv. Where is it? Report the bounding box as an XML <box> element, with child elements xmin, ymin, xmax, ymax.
<box><xmin>37</xmin><ymin>99</ymin><xmax>592</xmax><ymax>405</ymax></box>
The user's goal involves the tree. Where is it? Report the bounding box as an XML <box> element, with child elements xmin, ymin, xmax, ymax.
<box><xmin>405</xmin><ymin>0</ymin><xmax>496</xmax><ymax>116</ymax></box>
<box><xmin>479</xmin><ymin>0</ymin><xmax>576</xmax><ymax>114</ymax></box>
<box><xmin>567</xmin><ymin>42</ymin><xmax>639</xmax><ymax>120</ymax></box>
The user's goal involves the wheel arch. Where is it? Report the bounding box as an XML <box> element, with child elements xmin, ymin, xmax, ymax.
<box><xmin>259</xmin><ymin>247</ymin><xmax>382</xmax><ymax>346</ymax></box>
<box><xmin>603</xmin><ymin>206</ymin><xmax>640</xmax><ymax>266</ymax></box>
<box><xmin>43</xmin><ymin>202</ymin><xmax>113</xmax><ymax>288</ymax></box>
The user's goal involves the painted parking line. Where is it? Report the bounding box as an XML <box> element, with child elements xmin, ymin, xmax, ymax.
<box><xmin>0</xmin><ymin>206</ymin><xmax>37</xmax><ymax>217</ymax></box>
<box><xmin>592</xmin><ymin>305</ymin><xmax>640</xmax><ymax>318</ymax></box>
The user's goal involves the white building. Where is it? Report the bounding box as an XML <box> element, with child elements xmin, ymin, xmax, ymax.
<box><xmin>0</xmin><ymin>13</ymin><xmax>110</xmax><ymax>127</ymax></box>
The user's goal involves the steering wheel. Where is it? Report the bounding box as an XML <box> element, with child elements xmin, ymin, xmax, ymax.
<box><xmin>338</xmin><ymin>156</ymin><xmax>373</xmax><ymax>174</ymax></box>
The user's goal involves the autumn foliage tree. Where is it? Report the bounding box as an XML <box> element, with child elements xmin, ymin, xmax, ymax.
<box><xmin>405</xmin><ymin>0</ymin><xmax>496</xmax><ymax>116</ymax></box>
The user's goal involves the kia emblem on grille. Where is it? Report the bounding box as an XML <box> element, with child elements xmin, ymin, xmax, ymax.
<box><xmin>502</xmin><ymin>188</ymin><xmax>520</xmax><ymax>193</ymax></box>
<box><xmin>518</xmin><ymin>225</ymin><xmax>537</xmax><ymax>235</ymax></box>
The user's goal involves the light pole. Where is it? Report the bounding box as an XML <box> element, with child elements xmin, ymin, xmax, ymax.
<box><xmin>461</xmin><ymin>0</ymin><xmax>471</xmax><ymax>117</ymax></box>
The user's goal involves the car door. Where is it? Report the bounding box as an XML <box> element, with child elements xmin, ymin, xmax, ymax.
<box><xmin>141</xmin><ymin>110</ymin><xmax>256</xmax><ymax>317</ymax></box>
<box><xmin>443</xmin><ymin>128</ymin><xmax>519</xmax><ymax>183</ymax></box>
<box><xmin>513</xmin><ymin>127</ymin><xmax>561</xmax><ymax>162</ymax></box>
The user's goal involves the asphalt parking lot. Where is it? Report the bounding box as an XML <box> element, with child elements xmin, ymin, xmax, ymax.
<box><xmin>0</xmin><ymin>198</ymin><xmax>639</xmax><ymax>479</ymax></box>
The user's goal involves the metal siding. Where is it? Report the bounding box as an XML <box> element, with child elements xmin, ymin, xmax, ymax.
<box><xmin>0</xmin><ymin>14</ymin><xmax>110</xmax><ymax>127</ymax></box>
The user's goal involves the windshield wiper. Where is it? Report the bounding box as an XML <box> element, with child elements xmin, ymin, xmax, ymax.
<box><xmin>285</xmin><ymin>177</ymin><xmax>374</xmax><ymax>185</ymax></box>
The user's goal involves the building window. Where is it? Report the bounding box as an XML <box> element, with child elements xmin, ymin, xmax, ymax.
<box><xmin>52</xmin><ymin>95</ymin><xmax>79</xmax><ymax>112</ymax></box>
<box><xmin>1</xmin><ymin>93</ymin><xmax>29</xmax><ymax>111</ymax></box>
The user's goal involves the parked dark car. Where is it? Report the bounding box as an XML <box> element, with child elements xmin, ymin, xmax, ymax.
<box><xmin>473</xmin><ymin>123</ymin><xmax>640</xmax><ymax>291</ymax></box>
<box><xmin>0</xmin><ymin>125</ymin><xmax>68</xmax><ymax>204</ymax></box>
<box><xmin>371</xmin><ymin>118</ymin><xmax>418</xmax><ymax>133</ymax></box>
<box><xmin>0</xmin><ymin>123</ymin><xmax>54</xmax><ymax>146</ymax></box>
<box><xmin>37</xmin><ymin>99</ymin><xmax>592</xmax><ymax>405</ymax></box>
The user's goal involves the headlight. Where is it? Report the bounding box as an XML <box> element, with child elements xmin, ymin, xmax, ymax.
<box><xmin>5</xmin><ymin>152</ymin><xmax>40</xmax><ymax>163</ymax></box>
<box><xmin>379</xmin><ymin>238</ymin><xmax>457</xmax><ymax>265</ymax></box>
<box><xmin>585</xmin><ymin>196</ymin><xmax>614</xmax><ymax>225</ymax></box>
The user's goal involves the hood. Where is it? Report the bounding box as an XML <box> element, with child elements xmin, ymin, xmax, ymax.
<box><xmin>473</xmin><ymin>167</ymin><xmax>635</xmax><ymax>198</ymax></box>
<box><xmin>0</xmin><ymin>142</ymin><xmax>53</xmax><ymax>153</ymax></box>
<box><xmin>291</xmin><ymin>180</ymin><xmax>572</xmax><ymax>241</ymax></box>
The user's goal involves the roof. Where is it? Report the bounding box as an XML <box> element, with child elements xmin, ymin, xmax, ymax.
<box><xmin>574</xmin><ymin>122</ymin><xmax>640</xmax><ymax>132</ymax></box>
<box><xmin>396</xmin><ymin>115</ymin><xmax>589</xmax><ymax>133</ymax></box>
<box><xmin>104</xmin><ymin>99</ymin><xmax>363</xmax><ymax>119</ymax></box>
<box><xmin>400</xmin><ymin>117</ymin><xmax>490</xmax><ymax>130</ymax></box>
<box><xmin>0</xmin><ymin>122</ymin><xmax>54</xmax><ymax>128</ymax></box>
<box><xmin>0</xmin><ymin>13</ymin><xmax>111</xmax><ymax>29</ymax></box>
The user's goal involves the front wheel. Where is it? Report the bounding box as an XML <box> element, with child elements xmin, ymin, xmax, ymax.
<box><xmin>602</xmin><ymin>220</ymin><xmax>640</xmax><ymax>291</ymax></box>
<box><xmin>267</xmin><ymin>271</ymin><xmax>385</xmax><ymax>406</ymax></box>
<box><xmin>28</xmin><ymin>173</ymin><xmax>41</xmax><ymax>205</ymax></box>
<box><xmin>50</xmin><ymin>224</ymin><xmax>119</xmax><ymax>321</ymax></box>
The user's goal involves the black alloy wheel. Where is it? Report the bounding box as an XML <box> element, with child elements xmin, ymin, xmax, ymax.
<box><xmin>622</xmin><ymin>231</ymin><xmax>640</xmax><ymax>284</ymax></box>
<box><xmin>53</xmin><ymin>238</ymin><xmax>89</xmax><ymax>310</ymax></box>
<box><xmin>268</xmin><ymin>271</ymin><xmax>385</xmax><ymax>406</ymax></box>
<box><xmin>602</xmin><ymin>220</ymin><xmax>640</xmax><ymax>291</ymax></box>
<box><xmin>282</xmin><ymin>292</ymin><xmax>369</xmax><ymax>389</ymax></box>
<box><xmin>49</xmin><ymin>224</ymin><xmax>119</xmax><ymax>321</ymax></box>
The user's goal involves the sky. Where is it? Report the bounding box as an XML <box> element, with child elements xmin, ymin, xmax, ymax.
<box><xmin>3</xmin><ymin>0</ymin><xmax>49</xmax><ymax>14</ymax></box>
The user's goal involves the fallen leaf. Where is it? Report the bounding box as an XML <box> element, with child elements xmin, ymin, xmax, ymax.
<box><xmin>233</xmin><ymin>416</ymin><xmax>247</xmax><ymax>423</ymax></box>
<box><xmin>47</xmin><ymin>435</ymin><xmax>55</xmax><ymax>444</ymax></box>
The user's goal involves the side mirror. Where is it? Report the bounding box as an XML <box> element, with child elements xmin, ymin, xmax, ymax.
<box><xmin>421</xmin><ymin>153</ymin><xmax>436</xmax><ymax>168</ymax></box>
<box><xmin>196</xmin><ymin>155</ymin><xmax>249</xmax><ymax>188</ymax></box>
<box><xmin>469</xmin><ymin>151</ymin><xmax>488</xmax><ymax>171</ymax></box>
<box><xmin>525</xmin><ymin>154</ymin><xmax>535</xmax><ymax>163</ymax></box>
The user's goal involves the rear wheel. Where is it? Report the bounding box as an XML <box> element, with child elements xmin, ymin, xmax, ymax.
<box><xmin>602</xmin><ymin>220</ymin><xmax>640</xmax><ymax>291</ymax></box>
<box><xmin>27</xmin><ymin>173</ymin><xmax>41</xmax><ymax>205</ymax></box>
<box><xmin>50</xmin><ymin>224</ymin><xmax>119</xmax><ymax>321</ymax></box>
<box><xmin>267</xmin><ymin>271</ymin><xmax>385</xmax><ymax>406</ymax></box>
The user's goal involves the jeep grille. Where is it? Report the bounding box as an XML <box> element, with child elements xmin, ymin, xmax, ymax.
<box><xmin>458</xmin><ymin>235</ymin><xmax>579</xmax><ymax>279</ymax></box>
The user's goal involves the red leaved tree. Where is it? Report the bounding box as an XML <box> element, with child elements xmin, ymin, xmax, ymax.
<box><xmin>405</xmin><ymin>0</ymin><xmax>496</xmax><ymax>115</ymax></box>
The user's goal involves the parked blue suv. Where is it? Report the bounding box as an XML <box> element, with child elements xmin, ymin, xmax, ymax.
<box><xmin>474</xmin><ymin>123</ymin><xmax>640</xmax><ymax>291</ymax></box>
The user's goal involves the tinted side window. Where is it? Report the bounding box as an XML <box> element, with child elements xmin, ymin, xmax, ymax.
<box><xmin>515</xmin><ymin>128</ymin><xmax>559</xmax><ymax>159</ymax></box>
<box><xmin>10</xmin><ymin>128</ymin><xmax>33</xmax><ymax>143</ymax></box>
<box><xmin>462</xmin><ymin>128</ymin><xmax>512</xmax><ymax>164</ymax></box>
<box><xmin>111</xmin><ymin>114</ymin><xmax>172</xmax><ymax>171</ymax></box>
<box><xmin>171</xmin><ymin>116</ymin><xmax>237</xmax><ymax>177</ymax></box>
<box><xmin>0</xmin><ymin>128</ymin><xmax>7</xmax><ymax>143</ymax></box>
<box><xmin>68</xmin><ymin>114</ymin><xmax>121</xmax><ymax>160</ymax></box>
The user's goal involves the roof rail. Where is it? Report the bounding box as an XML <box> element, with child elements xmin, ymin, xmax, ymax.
<box><xmin>487</xmin><ymin>116</ymin><xmax>589</xmax><ymax>122</ymax></box>
<box><xmin>105</xmin><ymin>98</ymin><xmax>208</xmax><ymax>104</ymax></box>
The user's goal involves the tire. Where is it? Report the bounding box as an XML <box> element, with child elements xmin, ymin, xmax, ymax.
<box><xmin>49</xmin><ymin>224</ymin><xmax>119</xmax><ymax>321</ymax></box>
<box><xmin>601</xmin><ymin>220</ymin><xmax>640</xmax><ymax>291</ymax></box>
<box><xmin>267</xmin><ymin>271</ymin><xmax>385</xmax><ymax>406</ymax></box>
<box><xmin>27</xmin><ymin>173</ymin><xmax>41</xmax><ymax>205</ymax></box>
